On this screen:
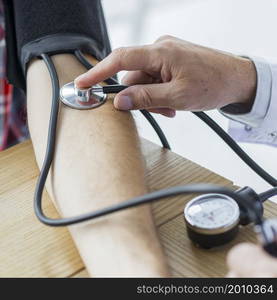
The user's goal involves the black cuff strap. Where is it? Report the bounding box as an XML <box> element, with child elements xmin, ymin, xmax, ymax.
<box><xmin>21</xmin><ymin>33</ymin><xmax>107</xmax><ymax>74</ymax></box>
<box><xmin>3</xmin><ymin>0</ymin><xmax>111</xmax><ymax>91</ymax></box>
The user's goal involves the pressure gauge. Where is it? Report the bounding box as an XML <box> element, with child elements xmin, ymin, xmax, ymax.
<box><xmin>184</xmin><ymin>194</ymin><xmax>240</xmax><ymax>248</ymax></box>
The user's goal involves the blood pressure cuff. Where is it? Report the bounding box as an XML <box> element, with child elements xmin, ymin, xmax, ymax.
<box><xmin>3</xmin><ymin>0</ymin><xmax>112</xmax><ymax>90</ymax></box>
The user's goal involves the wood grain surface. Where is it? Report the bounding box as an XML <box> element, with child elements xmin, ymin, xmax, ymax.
<box><xmin>0</xmin><ymin>139</ymin><xmax>276</xmax><ymax>277</ymax></box>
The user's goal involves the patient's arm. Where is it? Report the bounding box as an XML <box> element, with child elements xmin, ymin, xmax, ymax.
<box><xmin>26</xmin><ymin>53</ymin><xmax>169</xmax><ymax>277</ymax></box>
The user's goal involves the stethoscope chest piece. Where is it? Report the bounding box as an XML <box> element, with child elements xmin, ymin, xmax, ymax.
<box><xmin>60</xmin><ymin>81</ymin><xmax>106</xmax><ymax>110</ymax></box>
<box><xmin>184</xmin><ymin>194</ymin><xmax>240</xmax><ymax>248</ymax></box>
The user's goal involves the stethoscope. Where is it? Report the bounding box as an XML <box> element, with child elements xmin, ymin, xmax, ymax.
<box><xmin>35</xmin><ymin>51</ymin><xmax>277</xmax><ymax>257</ymax></box>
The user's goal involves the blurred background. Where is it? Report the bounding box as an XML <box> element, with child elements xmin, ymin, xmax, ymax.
<box><xmin>102</xmin><ymin>0</ymin><xmax>277</xmax><ymax>201</ymax></box>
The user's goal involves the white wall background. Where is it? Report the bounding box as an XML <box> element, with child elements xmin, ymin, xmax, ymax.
<box><xmin>102</xmin><ymin>0</ymin><xmax>277</xmax><ymax>201</ymax></box>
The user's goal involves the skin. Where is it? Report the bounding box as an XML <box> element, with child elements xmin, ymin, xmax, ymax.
<box><xmin>27</xmin><ymin>54</ymin><xmax>170</xmax><ymax>277</ymax></box>
<box><xmin>75</xmin><ymin>35</ymin><xmax>277</xmax><ymax>277</ymax></box>
<box><xmin>227</xmin><ymin>243</ymin><xmax>277</xmax><ymax>277</ymax></box>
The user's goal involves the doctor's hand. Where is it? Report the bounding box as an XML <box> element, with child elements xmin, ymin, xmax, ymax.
<box><xmin>227</xmin><ymin>242</ymin><xmax>277</xmax><ymax>277</ymax></box>
<box><xmin>75</xmin><ymin>35</ymin><xmax>257</xmax><ymax>118</ymax></box>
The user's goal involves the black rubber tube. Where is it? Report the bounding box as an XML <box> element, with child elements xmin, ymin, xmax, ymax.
<box><xmin>193</xmin><ymin>111</ymin><xmax>277</xmax><ymax>187</ymax></box>
<box><xmin>34</xmin><ymin>53</ymin><xmax>264</xmax><ymax>227</ymax></box>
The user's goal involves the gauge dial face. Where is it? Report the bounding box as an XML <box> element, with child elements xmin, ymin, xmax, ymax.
<box><xmin>185</xmin><ymin>194</ymin><xmax>240</xmax><ymax>230</ymax></box>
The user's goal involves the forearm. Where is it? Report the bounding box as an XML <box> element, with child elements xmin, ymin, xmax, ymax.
<box><xmin>27</xmin><ymin>53</ymin><xmax>169</xmax><ymax>277</ymax></box>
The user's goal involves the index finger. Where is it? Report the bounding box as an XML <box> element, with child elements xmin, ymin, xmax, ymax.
<box><xmin>75</xmin><ymin>45</ymin><xmax>155</xmax><ymax>88</ymax></box>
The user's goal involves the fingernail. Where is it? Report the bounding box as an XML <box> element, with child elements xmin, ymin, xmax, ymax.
<box><xmin>115</xmin><ymin>95</ymin><xmax>133</xmax><ymax>110</ymax></box>
<box><xmin>167</xmin><ymin>110</ymin><xmax>176</xmax><ymax>118</ymax></box>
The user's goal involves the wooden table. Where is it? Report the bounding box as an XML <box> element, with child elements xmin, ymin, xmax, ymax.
<box><xmin>0</xmin><ymin>139</ymin><xmax>276</xmax><ymax>277</ymax></box>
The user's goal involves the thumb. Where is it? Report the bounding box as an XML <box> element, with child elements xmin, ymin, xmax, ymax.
<box><xmin>114</xmin><ymin>82</ymin><xmax>173</xmax><ymax>111</ymax></box>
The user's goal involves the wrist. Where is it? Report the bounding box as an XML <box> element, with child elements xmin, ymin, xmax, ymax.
<box><xmin>229</xmin><ymin>56</ymin><xmax>257</xmax><ymax>110</ymax></box>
